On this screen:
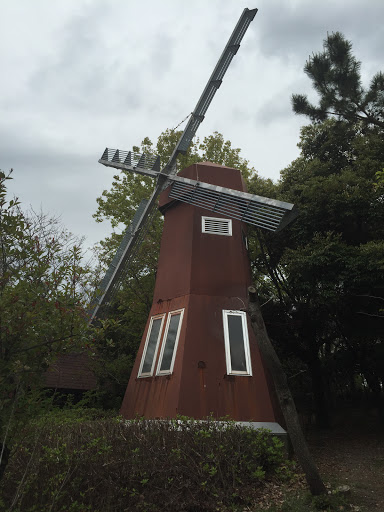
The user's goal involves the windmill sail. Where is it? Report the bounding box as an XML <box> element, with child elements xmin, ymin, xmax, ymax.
<box><xmin>166</xmin><ymin>8</ymin><xmax>258</xmax><ymax>172</ymax></box>
<box><xmin>168</xmin><ymin>176</ymin><xmax>298</xmax><ymax>232</ymax></box>
<box><xmin>99</xmin><ymin>199</ymin><xmax>149</xmax><ymax>292</ymax></box>
<box><xmin>89</xmin><ymin>198</ymin><xmax>151</xmax><ymax>322</ymax></box>
<box><xmin>97</xmin><ymin>150</ymin><xmax>298</xmax><ymax>232</ymax></box>
<box><xmin>99</xmin><ymin>149</ymin><xmax>160</xmax><ymax>178</ymax></box>
<box><xmin>89</xmin><ymin>8</ymin><xmax>259</xmax><ymax>323</ymax></box>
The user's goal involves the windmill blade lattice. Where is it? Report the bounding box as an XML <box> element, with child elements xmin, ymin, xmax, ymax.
<box><xmin>169</xmin><ymin>176</ymin><xmax>298</xmax><ymax>232</ymax></box>
<box><xmin>89</xmin><ymin>199</ymin><xmax>149</xmax><ymax>316</ymax></box>
<box><xmin>98</xmin><ymin>151</ymin><xmax>298</xmax><ymax>232</ymax></box>
<box><xmin>89</xmin><ymin>193</ymin><xmax>160</xmax><ymax>322</ymax></box>
<box><xmin>167</xmin><ymin>8</ymin><xmax>258</xmax><ymax>167</ymax></box>
<box><xmin>100</xmin><ymin>148</ymin><xmax>160</xmax><ymax>177</ymax></box>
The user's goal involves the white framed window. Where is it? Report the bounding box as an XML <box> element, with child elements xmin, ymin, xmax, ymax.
<box><xmin>156</xmin><ymin>309</ymin><xmax>184</xmax><ymax>376</ymax></box>
<box><xmin>222</xmin><ymin>310</ymin><xmax>252</xmax><ymax>376</ymax></box>
<box><xmin>138</xmin><ymin>314</ymin><xmax>165</xmax><ymax>378</ymax></box>
<box><xmin>202</xmin><ymin>216</ymin><xmax>232</xmax><ymax>236</ymax></box>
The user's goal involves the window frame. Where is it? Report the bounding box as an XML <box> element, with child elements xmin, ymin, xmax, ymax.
<box><xmin>156</xmin><ymin>309</ymin><xmax>184</xmax><ymax>376</ymax></box>
<box><xmin>222</xmin><ymin>310</ymin><xmax>252</xmax><ymax>376</ymax></box>
<box><xmin>137</xmin><ymin>314</ymin><xmax>166</xmax><ymax>378</ymax></box>
<box><xmin>202</xmin><ymin>216</ymin><xmax>232</xmax><ymax>236</ymax></box>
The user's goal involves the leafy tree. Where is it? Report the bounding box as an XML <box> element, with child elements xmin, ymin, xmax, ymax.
<box><xmin>292</xmin><ymin>32</ymin><xmax>384</xmax><ymax>129</ymax></box>
<box><xmin>271</xmin><ymin>31</ymin><xmax>384</xmax><ymax>423</ymax></box>
<box><xmin>253</xmin><ymin>120</ymin><xmax>384</xmax><ymax>426</ymax></box>
<box><xmin>376</xmin><ymin>168</ymin><xmax>384</xmax><ymax>188</ymax></box>
<box><xmin>0</xmin><ymin>170</ymin><xmax>90</xmax><ymax>470</ymax></box>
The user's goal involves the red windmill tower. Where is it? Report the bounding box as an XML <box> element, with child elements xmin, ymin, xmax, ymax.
<box><xmin>89</xmin><ymin>9</ymin><xmax>297</xmax><ymax>432</ymax></box>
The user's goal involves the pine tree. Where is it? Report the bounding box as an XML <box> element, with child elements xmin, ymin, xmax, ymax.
<box><xmin>292</xmin><ymin>32</ymin><xmax>384</xmax><ymax>129</ymax></box>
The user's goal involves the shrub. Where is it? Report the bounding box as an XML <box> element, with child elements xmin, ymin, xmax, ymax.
<box><xmin>1</xmin><ymin>414</ymin><xmax>292</xmax><ymax>512</ymax></box>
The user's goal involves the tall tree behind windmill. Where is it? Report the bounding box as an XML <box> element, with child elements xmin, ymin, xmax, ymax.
<box><xmin>292</xmin><ymin>32</ymin><xmax>384</xmax><ymax>129</ymax></box>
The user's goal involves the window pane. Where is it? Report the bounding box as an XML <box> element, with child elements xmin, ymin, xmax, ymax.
<box><xmin>159</xmin><ymin>314</ymin><xmax>181</xmax><ymax>372</ymax></box>
<box><xmin>227</xmin><ymin>315</ymin><xmax>247</xmax><ymax>372</ymax></box>
<box><xmin>141</xmin><ymin>318</ymin><xmax>163</xmax><ymax>374</ymax></box>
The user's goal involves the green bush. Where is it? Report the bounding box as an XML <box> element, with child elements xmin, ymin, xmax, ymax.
<box><xmin>1</xmin><ymin>413</ymin><xmax>292</xmax><ymax>512</ymax></box>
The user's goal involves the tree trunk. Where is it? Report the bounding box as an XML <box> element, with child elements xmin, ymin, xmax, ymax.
<box><xmin>307</xmin><ymin>352</ymin><xmax>330</xmax><ymax>428</ymax></box>
<box><xmin>0</xmin><ymin>442</ymin><xmax>10</xmax><ymax>481</ymax></box>
<box><xmin>248</xmin><ymin>286</ymin><xmax>326</xmax><ymax>496</ymax></box>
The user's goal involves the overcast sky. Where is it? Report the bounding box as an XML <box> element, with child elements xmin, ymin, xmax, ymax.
<box><xmin>1</xmin><ymin>0</ymin><xmax>383</xmax><ymax>251</ymax></box>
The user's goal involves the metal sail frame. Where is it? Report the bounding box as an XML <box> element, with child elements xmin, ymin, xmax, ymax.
<box><xmin>89</xmin><ymin>7</ymin><xmax>286</xmax><ymax>323</ymax></box>
<box><xmin>168</xmin><ymin>176</ymin><xmax>298</xmax><ymax>232</ymax></box>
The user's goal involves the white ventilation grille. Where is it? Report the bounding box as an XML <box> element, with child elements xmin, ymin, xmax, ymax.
<box><xmin>202</xmin><ymin>216</ymin><xmax>232</xmax><ymax>236</ymax></box>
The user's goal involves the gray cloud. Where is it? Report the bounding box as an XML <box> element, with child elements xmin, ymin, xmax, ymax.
<box><xmin>257</xmin><ymin>0</ymin><xmax>384</xmax><ymax>63</ymax></box>
<box><xmin>0</xmin><ymin>0</ymin><xmax>382</xmax><ymax>250</ymax></box>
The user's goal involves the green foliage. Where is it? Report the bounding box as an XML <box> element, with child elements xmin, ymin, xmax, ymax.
<box><xmin>311</xmin><ymin>491</ymin><xmax>348</xmax><ymax>511</ymax></box>
<box><xmin>0</xmin><ymin>173</ymin><xmax>90</xmax><ymax>373</ymax></box>
<box><xmin>1</xmin><ymin>415</ymin><xmax>291</xmax><ymax>512</ymax></box>
<box><xmin>252</xmin><ymin>118</ymin><xmax>384</xmax><ymax>426</ymax></box>
<box><xmin>0</xmin><ymin>171</ymin><xmax>92</xmax><ymax>476</ymax></box>
<box><xmin>376</xmin><ymin>168</ymin><xmax>384</xmax><ymax>192</ymax></box>
<box><xmin>292</xmin><ymin>32</ymin><xmax>384</xmax><ymax>129</ymax></box>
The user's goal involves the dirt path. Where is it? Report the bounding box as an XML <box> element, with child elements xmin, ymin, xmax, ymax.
<box><xmin>308</xmin><ymin>412</ymin><xmax>384</xmax><ymax>511</ymax></box>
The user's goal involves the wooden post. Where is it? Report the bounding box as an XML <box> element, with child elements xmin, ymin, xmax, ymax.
<box><xmin>248</xmin><ymin>286</ymin><xmax>326</xmax><ymax>496</ymax></box>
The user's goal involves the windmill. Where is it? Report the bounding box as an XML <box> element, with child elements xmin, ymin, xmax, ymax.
<box><xmin>91</xmin><ymin>8</ymin><xmax>297</xmax><ymax>429</ymax></box>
